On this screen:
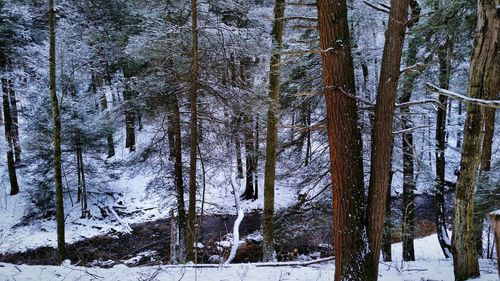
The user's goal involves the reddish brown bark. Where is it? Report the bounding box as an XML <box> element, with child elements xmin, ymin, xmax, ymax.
<box><xmin>317</xmin><ymin>0</ymin><xmax>369</xmax><ymax>279</ymax></box>
<box><xmin>367</xmin><ymin>0</ymin><xmax>409</xmax><ymax>278</ymax></box>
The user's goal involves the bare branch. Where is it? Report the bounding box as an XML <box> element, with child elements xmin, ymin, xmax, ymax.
<box><xmin>393</xmin><ymin>125</ymin><xmax>432</xmax><ymax>134</ymax></box>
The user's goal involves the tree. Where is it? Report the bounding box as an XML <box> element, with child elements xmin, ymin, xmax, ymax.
<box><xmin>317</xmin><ymin>0</ymin><xmax>370</xmax><ymax>279</ymax></box>
<box><xmin>171</xmin><ymin>95</ymin><xmax>187</xmax><ymax>263</ymax></box>
<box><xmin>366</xmin><ymin>0</ymin><xmax>410</xmax><ymax>277</ymax></box>
<box><xmin>262</xmin><ymin>0</ymin><xmax>285</xmax><ymax>262</ymax></box>
<box><xmin>2</xmin><ymin>78</ymin><xmax>19</xmax><ymax>195</ymax></box>
<box><xmin>186</xmin><ymin>0</ymin><xmax>199</xmax><ymax>262</ymax></box>
<box><xmin>49</xmin><ymin>0</ymin><xmax>65</xmax><ymax>261</ymax></box>
<box><xmin>399</xmin><ymin>0</ymin><xmax>421</xmax><ymax>262</ymax></box>
<box><xmin>474</xmin><ymin>29</ymin><xmax>499</xmax><ymax>257</ymax></box>
<box><xmin>452</xmin><ymin>1</ymin><xmax>498</xmax><ymax>280</ymax></box>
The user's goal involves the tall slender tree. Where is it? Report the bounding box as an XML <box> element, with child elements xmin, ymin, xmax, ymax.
<box><xmin>452</xmin><ymin>1</ymin><xmax>498</xmax><ymax>279</ymax></box>
<box><xmin>367</xmin><ymin>0</ymin><xmax>409</xmax><ymax>277</ymax></box>
<box><xmin>49</xmin><ymin>0</ymin><xmax>65</xmax><ymax>261</ymax></box>
<box><xmin>263</xmin><ymin>0</ymin><xmax>285</xmax><ymax>262</ymax></box>
<box><xmin>399</xmin><ymin>0</ymin><xmax>421</xmax><ymax>262</ymax></box>
<box><xmin>186</xmin><ymin>0</ymin><xmax>199</xmax><ymax>262</ymax></box>
<box><xmin>317</xmin><ymin>0</ymin><xmax>370</xmax><ymax>279</ymax></box>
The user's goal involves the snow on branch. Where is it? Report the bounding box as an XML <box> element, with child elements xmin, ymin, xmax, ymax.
<box><xmin>275</xmin><ymin>16</ymin><xmax>317</xmax><ymax>22</ymax></box>
<box><xmin>400</xmin><ymin>62</ymin><xmax>429</xmax><ymax>76</ymax></box>
<box><xmin>396</xmin><ymin>99</ymin><xmax>444</xmax><ymax>109</ymax></box>
<box><xmin>426</xmin><ymin>83</ymin><xmax>500</xmax><ymax>109</ymax></box>
<box><xmin>363</xmin><ymin>1</ymin><xmax>390</xmax><ymax>13</ymax></box>
<box><xmin>393</xmin><ymin>125</ymin><xmax>431</xmax><ymax>135</ymax></box>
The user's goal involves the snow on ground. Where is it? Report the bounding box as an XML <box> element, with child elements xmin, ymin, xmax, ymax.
<box><xmin>0</xmin><ymin>257</ymin><xmax>497</xmax><ymax>281</ymax></box>
<box><xmin>0</xmin><ymin>233</ymin><xmax>498</xmax><ymax>281</ymax></box>
<box><xmin>0</xmin><ymin>126</ymin><xmax>299</xmax><ymax>255</ymax></box>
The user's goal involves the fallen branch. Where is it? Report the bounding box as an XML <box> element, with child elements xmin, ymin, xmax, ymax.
<box><xmin>426</xmin><ymin>83</ymin><xmax>500</xmax><ymax>108</ymax></box>
<box><xmin>107</xmin><ymin>204</ymin><xmax>133</xmax><ymax>233</ymax></box>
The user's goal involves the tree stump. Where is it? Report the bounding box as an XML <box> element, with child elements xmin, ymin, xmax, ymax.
<box><xmin>490</xmin><ymin>210</ymin><xmax>500</xmax><ymax>277</ymax></box>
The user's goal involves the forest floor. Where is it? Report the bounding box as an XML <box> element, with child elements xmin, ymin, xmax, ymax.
<box><xmin>0</xmin><ymin>159</ymin><xmax>495</xmax><ymax>280</ymax></box>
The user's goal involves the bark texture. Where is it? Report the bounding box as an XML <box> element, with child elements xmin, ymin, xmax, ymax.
<box><xmin>435</xmin><ymin>39</ymin><xmax>453</xmax><ymax>259</ymax></box>
<box><xmin>2</xmin><ymin>79</ymin><xmax>19</xmax><ymax>195</ymax></box>
<box><xmin>317</xmin><ymin>0</ymin><xmax>370</xmax><ymax>279</ymax></box>
<box><xmin>399</xmin><ymin>1</ymin><xmax>421</xmax><ymax>261</ymax></box>
<box><xmin>367</xmin><ymin>0</ymin><xmax>409</xmax><ymax>277</ymax></box>
<box><xmin>452</xmin><ymin>1</ymin><xmax>498</xmax><ymax>280</ymax></box>
<box><xmin>49</xmin><ymin>0</ymin><xmax>66</xmax><ymax>261</ymax></box>
<box><xmin>186</xmin><ymin>0</ymin><xmax>199</xmax><ymax>262</ymax></box>
<box><xmin>172</xmin><ymin>95</ymin><xmax>186</xmax><ymax>263</ymax></box>
<box><xmin>262</xmin><ymin>0</ymin><xmax>285</xmax><ymax>262</ymax></box>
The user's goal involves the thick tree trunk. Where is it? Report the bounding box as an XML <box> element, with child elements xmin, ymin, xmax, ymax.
<box><xmin>262</xmin><ymin>0</ymin><xmax>285</xmax><ymax>262</ymax></box>
<box><xmin>435</xmin><ymin>38</ymin><xmax>454</xmax><ymax>259</ymax></box>
<box><xmin>186</xmin><ymin>0</ymin><xmax>199</xmax><ymax>262</ymax></box>
<box><xmin>367</xmin><ymin>0</ymin><xmax>409</xmax><ymax>277</ymax></box>
<box><xmin>452</xmin><ymin>1</ymin><xmax>498</xmax><ymax>280</ymax></box>
<box><xmin>317</xmin><ymin>0</ymin><xmax>370</xmax><ymax>279</ymax></box>
<box><xmin>2</xmin><ymin>79</ymin><xmax>19</xmax><ymax>195</ymax></box>
<box><xmin>172</xmin><ymin>95</ymin><xmax>186</xmax><ymax>263</ymax></box>
<box><xmin>475</xmin><ymin>53</ymin><xmax>499</xmax><ymax>256</ymax></box>
<box><xmin>49</xmin><ymin>0</ymin><xmax>65</xmax><ymax>261</ymax></box>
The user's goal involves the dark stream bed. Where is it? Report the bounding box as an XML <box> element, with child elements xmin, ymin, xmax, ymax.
<box><xmin>0</xmin><ymin>192</ymin><xmax>453</xmax><ymax>267</ymax></box>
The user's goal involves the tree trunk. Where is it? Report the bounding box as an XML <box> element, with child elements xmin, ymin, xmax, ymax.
<box><xmin>2</xmin><ymin>79</ymin><xmax>19</xmax><ymax>195</ymax></box>
<box><xmin>76</xmin><ymin>140</ymin><xmax>88</xmax><ymax>219</ymax></box>
<box><xmin>123</xmin><ymin>81</ymin><xmax>136</xmax><ymax>152</ymax></box>
<box><xmin>242</xmin><ymin>114</ymin><xmax>255</xmax><ymax>200</ymax></box>
<box><xmin>489</xmin><ymin>212</ymin><xmax>500</xmax><ymax>277</ymax></box>
<box><xmin>435</xmin><ymin>38</ymin><xmax>453</xmax><ymax>259</ymax></box>
<box><xmin>99</xmin><ymin>78</ymin><xmax>115</xmax><ymax>158</ymax></box>
<box><xmin>452</xmin><ymin>1</ymin><xmax>498</xmax><ymax>280</ymax></box>
<box><xmin>234</xmin><ymin>115</ymin><xmax>244</xmax><ymax>179</ymax></box>
<box><xmin>474</xmin><ymin>51</ymin><xmax>499</xmax><ymax>257</ymax></box>
<box><xmin>186</xmin><ymin>0</ymin><xmax>199</xmax><ymax>262</ymax></box>
<box><xmin>172</xmin><ymin>95</ymin><xmax>186</xmax><ymax>263</ymax></box>
<box><xmin>262</xmin><ymin>0</ymin><xmax>285</xmax><ymax>262</ymax></box>
<box><xmin>49</xmin><ymin>0</ymin><xmax>65</xmax><ymax>261</ymax></box>
<box><xmin>367</xmin><ymin>0</ymin><xmax>409</xmax><ymax>277</ymax></box>
<box><xmin>317</xmin><ymin>0</ymin><xmax>370</xmax><ymax>279</ymax></box>
<box><xmin>8</xmin><ymin>80</ymin><xmax>20</xmax><ymax>163</ymax></box>
<box><xmin>382</xmin><ymin>171</ymin><xmax>393</xmax><ymax>262</ymax></box>
<box><xmin>254</xmin><ymin>115</ymin><xmax>259</xmax><ymax>200</ymax></box>
<box><xmin>399</xmin><ymin>2</ymin><xmax>420</xmax><ymax>260</ymax></box>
